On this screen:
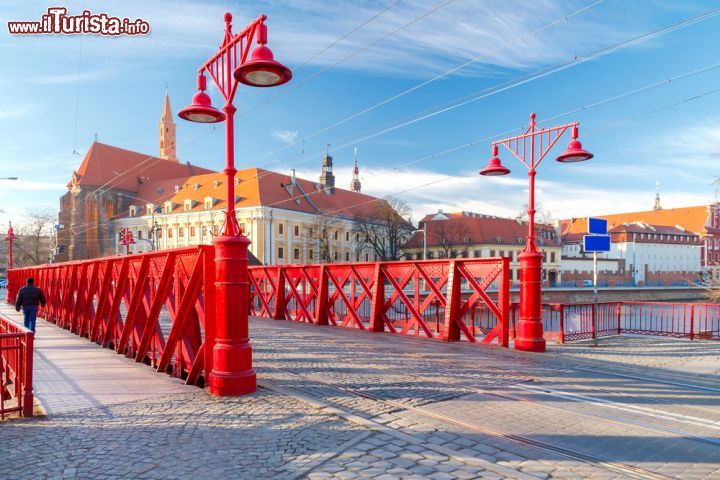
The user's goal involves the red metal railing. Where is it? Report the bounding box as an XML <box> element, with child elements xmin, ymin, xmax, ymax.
<box><xmin>7</xmin><ymin>246</ymin><xmax>216</xmax><ymax>386</ymax></box>
<box><xmin>0</xmin><ymin>313</ymin><xmax>34</xmax><ymax>418</ymax></box>
<box><xmin>531</xmin><ymin>301</ymin><xmax>720</xmax><ymax>343</ymax></box>
<box><xmin>249</xmin><ymin>258</ymin><xmax>510</xmax><ymax>346</ymax></box>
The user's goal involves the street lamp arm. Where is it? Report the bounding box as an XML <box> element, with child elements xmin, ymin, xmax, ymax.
<box><xmin>199</xmin><ymin>14</ymin><xmax>266</xmax><ymax>102</ymax></box>
<box><xmin>495</xmin><ymin>122</ymin><xmax>575</xmax><ymax>169</ymax></box>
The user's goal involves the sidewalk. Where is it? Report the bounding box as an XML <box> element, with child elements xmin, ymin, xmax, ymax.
<box><xmin>0</xmin><ymin>303</ymin><xmax>191</xmax><ymax>416</ymax></box>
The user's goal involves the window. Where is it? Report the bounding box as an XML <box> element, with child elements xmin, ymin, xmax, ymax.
<box><xmin>474</xmin><ymin>250</ymin><xmax>481</xmax><ymax>257</ymax></box>
<box><xmin>294</xmin><ymin>248</ymin><xmax>300</xmax><ymax>260</ymax></box>
<box><xmin>190</xmin><ymin>226</ymin><xmax>196</xmax><ymax>237</ymax></box>
<box><xmin>356</xmin><ymin>234</ymin><xmax>360</xmax><ymax>242</ymax></box>
<box><xmin>309</xmin><ymin>228</ymin><xmax>314</xmax><ymax>237</ymax></box>
<box><xmin>356</xmin><ymin>253</ymin><xmax>360</xmax><ymax>261</ymax></box>
<box><xmin>129</xmin><ymin>206</ymin><xmax>137</xmax><ymax>217</ymax></box>
<box><xmin>168</xmin><ymin>228</ymin><xmax>173</xmax><ymax>238</ymax></box>
<box><xmin>309</xmin><ymin>250</ymin><xmax>314</xmax><ymax>260</ymax></box>
<box><xmin>178</xmin><ymin>227</ymin><xmax>184</xmax><ymax>238</ymax></box>
<box><xmin>294</xmin><ymin>225</ymin><xmax>299</xmax><ymax>236</ymax></box>
<box><xmin>334</xmin><ymin>251</ymin><xmax>339</xmax><ymax>261</ymax></box>
<box><xmin>345</xmin><ymin>252</ymin><xmax>350</xmax><ymax>261</ymax></box>
<box><xmin>278</xmin><ymin>247</ymin><xmax>284</xmax><ymax>259</ymax></box>
<box><xmin>490</xmin><ymin>250</ymin><xmax>496</xmax><ymax>257</ymax></box>
<box><xmin>184</xmin><ymin>201</ymin><xmax>191</xmax><ymax>212</ymax></box>
<box><xmin>204</xmin><ymin>199</ymin><xmax>212</xmax><ymax>210</ymax></box>
<box><xmin>428</xmin><ymin>251</ymin><xmax>435</xmax><ymax>259</ymax></box>
<box><xmin>365</xmin><ymin>253</ymin><xmax>369</xmax><ymax>261</ymax></box>
<box><xmin>346</xmin><ymin>232</ymin><xmax>350</xmax><ymax>241</ymax></box>
<box><xmin>137</xmin><ymin>230</ymin><xmax>142</xmax><ymax>239</ymax></box>
<box><xmin>212</xmin><ymin>225</ymin><xmax>219</xmax><ymax>235</ymax></box>
<box><xmin>550</xmin><ymin>252</ymin><xmax>555</xmax><ymax>263</ymax></box>
<box><xmin>279</xmin><ymin>223</ymin><xmax>284</xmax><ymax>235</ymax></box>
<box><xmin>157</xmin><ymin>230</ymin><xmax>163</xmax><ymax>239</ymax></box>
<box><xmin>334</xmin><ymin>230</ymin><xmax>338</xmax><ymax>240</ymax></box>
<box><xmin>202</xmin><ymin>226</ymin><xmax>208</xmax><ymax>237</ymax></box>
<box><xmin>240</xmin><ymin>223</ymin><xmax>245</xmax><ymax>233</ymax></box>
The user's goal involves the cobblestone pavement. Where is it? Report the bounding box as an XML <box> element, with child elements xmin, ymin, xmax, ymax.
<box><xmin>250</xmin><ymin>317</ymin><xmax>720</xmax><ymax>479</ymax></box>
<box><xmin>4</xmin><ymin>310</ymin><xmax>720</xmax><ymax>479</ymax></box>
<box><xmin>546</xmin><ymin>336</ymin><xmax>720</xmax><ymax>375</ymax></box>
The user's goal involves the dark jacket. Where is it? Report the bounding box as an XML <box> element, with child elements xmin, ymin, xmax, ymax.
<box><xmin>15</xmin><ymin>285</ymin><xmax>46</xmax><ymax>310</ymax></box>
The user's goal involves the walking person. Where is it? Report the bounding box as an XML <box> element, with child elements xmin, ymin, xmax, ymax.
<box><xmin>14</xmin><ymin>277</ymin><xmax>46</xmax><ymax>332</ymax></box>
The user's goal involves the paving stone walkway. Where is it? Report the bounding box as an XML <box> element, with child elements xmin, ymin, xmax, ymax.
<box><xmin>2</xmin><ymin>305</ymin><xmax>720</xmax><ymax>479</ymax></box>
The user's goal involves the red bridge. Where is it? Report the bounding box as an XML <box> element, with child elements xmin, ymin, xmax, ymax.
<box><xmin>2</xmin><ymin>245</ymin><xmax>717</xmax><ymax>418</ymax></box>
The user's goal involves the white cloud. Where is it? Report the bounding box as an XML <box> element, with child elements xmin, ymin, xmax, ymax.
<box><xmin>3</xmin><ymin>180</ymin><xmax>67</xmax><ymax>191</ymax></box>
<box><xmin>0</xmin><ymin>104</ymin><xmax>35</xmax><ymax>120</ymax></box>
<box><xmin>28</xmin><ymin>69</ymin><xmax>111</xmax><ymax>85</ymax></box>
<box><xmin>294</xmin><ymin>165</ymin><xmax>711</xmax><ymax>222</ymax></box>
<box><xmin>272</xmin><ymin>130</ymin><xmax>300</xmax><ymax>144</ymax></box>
<box><xmin>5</xmin><ymin>0</ymin><xmax>645</xmax><ymax>78</ymax></box>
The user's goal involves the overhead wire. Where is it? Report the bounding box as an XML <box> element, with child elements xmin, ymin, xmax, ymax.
<box><xmin>235</xmin><ymin>0</ymin><xmax>455</xmax><ymax>116</ymax></box>
<box><xmin>231</xmin><ymin>4</ymin><xmax>720</xmax><ymax>190</ymax></box>
<box><xmin>84</xmin><ymin>6</ymin><xmax>720</xmax><ymax>219</ymax></box>
<box><xmin>245</xmin><ymin>0</ymin><xmax>605</xmax><ymax>159</ymax></box>
<box><xmin>88</xmin><ymin>0</ymin><xmax>448</xmax><ymax>198</ymax></box>
<box><xmin>67</xmin><ymin>69</ymin><xmax>720</xmax><ymax>239</ymax></box>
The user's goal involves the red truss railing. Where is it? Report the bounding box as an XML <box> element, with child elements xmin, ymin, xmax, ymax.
<box><xmin>7</xmin><ymin>246</ymin><xmax>216</xmax><ymax>386</ymax></box>
<box><xmin>516</xmin><ymin>301</ymin><xmax>720</xmax><ymax>343</ymax></box>
<box><xmin>0</xmin><ymin>314</ymin><xmax>33</xmax><ymax>418</ymax></box>
<box><xmin>249</xmin><ymin>258</ymin><xmax>510</xmax><ymax>346</ymax></box>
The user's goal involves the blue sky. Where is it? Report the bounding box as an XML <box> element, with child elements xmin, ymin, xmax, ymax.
<box><xmin>1</xmin><ymin>0</ymin><xmax>720</xmax><ymax>228</ymax></box>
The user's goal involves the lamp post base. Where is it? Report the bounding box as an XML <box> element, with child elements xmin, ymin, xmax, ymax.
<box><xmin>207</xmin><ymin>233</ymin><xmax>257</xmax><ymax>396</ymax></box>
<box><xmin>516</xmin><ymin>250</ymin><xmax>546</xmax><ymax>353</ymax></box>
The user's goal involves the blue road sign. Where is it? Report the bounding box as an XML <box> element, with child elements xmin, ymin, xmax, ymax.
<box><xmin>584</xmin><ymin>234</ymin><xmax>611</xmax><ymax>252</ymax></box>
<box><xmin>588</xmin><ymin>217</ymin><xmax>608</xmax><ymax>235</ymax></box>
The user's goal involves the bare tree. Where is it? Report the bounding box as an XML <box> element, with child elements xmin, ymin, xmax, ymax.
<box><xmin>303</xmin><ymin>213</ymin><xmax>339</xmax><ymax>263</ymax></box>
<box><xmin>430</xmin><ymin>219</ymin><xmax>471</xmax><ymax>259</ymax></box>
<box><xmin>14</xmin><ymin>208</ymin><xmax>55</xmax><ymax>266</ymax></box>
<box><xmin>517</xmin><ymin>202</ymin><xmax>555</xmax><ymax>226</ymax></box>
<box><xmin>353</xmin><ymin>198</ymin><xmax>414</xmax><ymax>261</ymax></box>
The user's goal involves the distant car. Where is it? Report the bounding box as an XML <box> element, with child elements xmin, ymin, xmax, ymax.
<box><xmin>0</xmin><ymin>280</ymin><xmax>7</xmax><ymax>288</ymax></box>
<box><xmin>582</xmin><ymin>279</ymin><xmax>593</xmax><ymax>287</ymax></box>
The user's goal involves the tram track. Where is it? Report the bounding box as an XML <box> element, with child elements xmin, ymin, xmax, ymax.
<box><xmin>258</xmin><ymin>361</ymin><xmax>676</xmax><ymax>480</ymax></box>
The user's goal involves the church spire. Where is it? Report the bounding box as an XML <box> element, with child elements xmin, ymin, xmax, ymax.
<box><xmin>159</xmin><ymin>92</ymin><xmax>177</xmax><ymax>161</ymax></box>
<box><xmin>654</xmin><ymin>180</ymin><xmax>662</xmax><ymax>210</ymax></box>
<box><xmin>350</xmin><ymin>147</ymin><xmax>362</xmax><ymax>193</ymax></box>
<box><xmin>320</xmin><ymin>143</ymin><xmax>335</xmax><ymax>194</ymax></box>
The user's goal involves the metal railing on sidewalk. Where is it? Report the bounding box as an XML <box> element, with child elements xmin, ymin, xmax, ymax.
<box><xmin>0</xmin><ymin>312</ymin><xmax>34</xmax><ymax>418</ymax></box>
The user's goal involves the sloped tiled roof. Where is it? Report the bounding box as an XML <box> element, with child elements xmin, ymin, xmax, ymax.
<box><xmin>71</xmin><ymin>142</ymin><xmax>213</xmax><ymax>191</ymax></box>
<box><xmin>405</xmin><ymin>212</ymin><xmax>559</xmax><ymax>248</ymax></box>
<box><xmin>127</xmin><ymin>167</ymin><xmax>391</xmax><ymax>218</ymax></box>
<box><xmin>560</xmin><ymin>206</ymin><xmax>711</xmax><ymax>236</ymax></box>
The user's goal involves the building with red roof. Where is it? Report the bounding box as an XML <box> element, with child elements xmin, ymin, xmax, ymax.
<box><xmin>402</xmin><ymin>211</ymin><xmax>561</xmax><ymax>286</ymax></box>
<box><xmin>57</xmin><ymin>95</ymin><xmax>399</xmax><ymax>264</ymax></box>
<box><xmin>560</xmin><ymin>201</ymin><xmax>719</xmax><ymax>279</ymax></box>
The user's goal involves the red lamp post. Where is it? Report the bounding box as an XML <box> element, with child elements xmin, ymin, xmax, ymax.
<box><xmin>4</xmin><ymin>222</ymin><xmax>16</xmax><ymax>304</ymax></box>
<box><xmin>179</xmin><ymin>13</ymin><xmax>291</xmax><ymax>396</ymax></box>
<box><xmin>480</xmin><ymin>113</ymin><xmax>592</xmax><ymax>352</ymax></box>
<box><xmin>4</xmin><ymin>222</ymin><xmax>16</xmax><ymax>270</ymax></box>
<box><xmin>119</xmin><ymin>228</ymin><xmax>136</xmax><ymax>255</ymax></box>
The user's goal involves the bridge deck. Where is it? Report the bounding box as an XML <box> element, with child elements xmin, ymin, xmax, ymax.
<box><xmin>2</xmin><ymin>305</ymin><xmax>720</xmax><ymax>479</ymax></box>
<box><xmin>0</xmin><ymin>304</ymin><xmax>191</xmax><ymax>415</ymax></box>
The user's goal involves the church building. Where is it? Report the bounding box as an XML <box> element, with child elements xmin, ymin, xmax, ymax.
<box><xmin>56</xmin><ymin>95</ymin><xmax>395</xmax><ymax>265</ymax></box>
